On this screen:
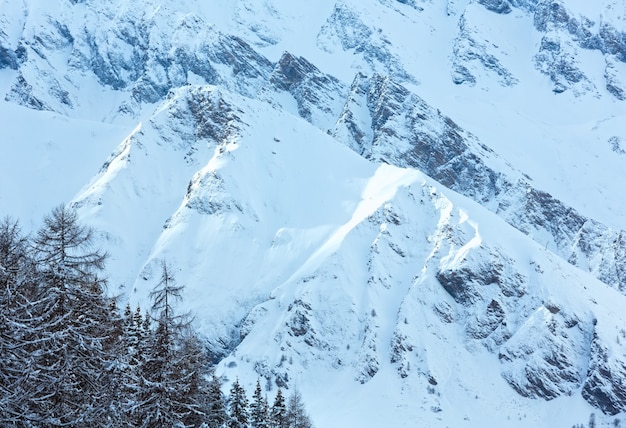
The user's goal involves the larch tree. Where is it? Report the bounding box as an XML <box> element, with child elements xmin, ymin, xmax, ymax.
<box><xmin>0</xmin><ymin>217</ymin><xmax>34</xmax><ymax>424</ymax></box>
<box><xmin>137</xmin><ymin>259</ymin><xmax>209</xmax><ymax>427</ymax></box>
<box><xmin>285</xmin><ymin>388</ymin><xmax>313</xmax><ymax>428</ymax></box>
<box><xmin>25</xmin><ymin>205</ymin><xmax>117</xmax><ymax>426</ymax></box>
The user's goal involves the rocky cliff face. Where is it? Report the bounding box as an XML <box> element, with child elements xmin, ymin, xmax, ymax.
<box><xmin>453</xmin><ymin>0</ymin><xmax>626</xmax><ymax>97</ymax></box>
<box><xmin>2</xmin><ymin>0</ymin><xmax>626</xmax><ymax>425</ymax></box>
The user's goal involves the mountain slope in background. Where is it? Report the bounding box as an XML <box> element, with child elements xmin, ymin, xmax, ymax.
<box><xmin>2</xmin><ymin>0</ymin><xmax>626</xmax><ymax>426</ymax></box>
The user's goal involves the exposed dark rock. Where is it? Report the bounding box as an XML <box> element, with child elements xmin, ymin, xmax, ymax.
<box><xmin>477</xmin><ymin>0</ymin><xmax>512</xmax><ymax>14</ymax></box>
<box><xmin>534</xmin><ymin>35</ymin><xmax>590</xmax><ymax>94</ymax></box>
<box><xmin>508</xmin><ymin>0</ymin><xmax>539</xmax><ymax>12</ymax></box>
<box><xmin>452</xmin><ymin>64</ymin><xmax>476</xmax><ymax>85</ymax></box>
<box><xmin>336</xmin><ymin>73</ymin><xmax>626</xmax><ymax>294</ymax></box>
<box><xmin>5</xmin><ymin>73</ymin><xmax>50</xmax><ymax>110</ymax></box>
<box><xmin>437</xmin><ymin>267</ymin><xmax>482</xmax><ymax>304</ymax></box>
<box><xmin>390</xmin><ymin>331</ymin><xmax>414</xmax><ymax>378</ymax></box>
<box><xmin>582</xmin><ymin>334</ymin><xmax>626</xmax><ymax>415</ymax></box>
<box><xmin>432</xmin><ymin>301</ymin><xmax>455</xmax><ymax>323</ymax></box>
<box><xmin>211</xmin><ymin>35</ymin><xmax>273</xmax><ymax>80</ymax></box>
<box><xmin>268</xmin><ymin>52</ymin><xmax>347</xmax><ymax>125</ymax></box>
<box><xmin>604</xmin><ymin>56</ymin><xmax>626</xmax><ymax>100</ymax></box>
<box><xmin>466</xmin><ymin>300</ymin><xmax>506</xmax><ymax>339</ymax></box>
<box><xmin>608</xmin><ymin>136</ymin><xmax>625</xmax><ymax>155</ymax></box>
<box><xmin>131</xmin><ymin>32</ymin><xmax>274</xmax><ymax>103</ymax></box>
<box><xmin>520</xmin><ymin>188</ymin><xmax>586</xmax><ymax>247</ymax></box>
<box><xmin>533</xmin><ymin>1</ymin><xmax>571</xmax><ymax>32</ymax></box>
<box><xmin>569</xmin><ymin>221</ymin><xmax>626</xmax><ymax>292</ymax></box>
<box><xmin>86</xmin><ymin>33</ymin><xmax>143</xmax><ymax>90</ymax></box>
<box><xmin>318</xmin><ymin>3</ymin><xmax>410</xmax><ymax>81</ymax></box>
<box><xmin>285</xmin><ymin>299</ymin><xmax>326</xmax><ymax>350</ymax></box>
<box><xmin>527</xmin><ymin>1</ymin><xmax>626</xmax><ymax>98</ymax></box>
<box><xmin>185</xmin><ymin>90</ymin><xmax>240</xmax><ymax>141</ymax></box>
<box><xmin>395</xmin><ymin>0</ymin><xmax>423</xmax><ymax>10</ymax></box>
<box><xmin>452</xmin><ymin>16</ymin><xmax>518</xmax><ymax>87</ymax></box>
<box><xmin>0</xmin><ymin>44</ymin><xmax>17</xmax><ymax>69</ymax></box>
<box><xmin>500</xmin><ymin>307</ymin><xmax>594</xmax><ymax>400</ymax></box>
<box><xmin>356</xmin><ymin>352</ymin><xmax>379</xmax><ymax>383</ymax></box>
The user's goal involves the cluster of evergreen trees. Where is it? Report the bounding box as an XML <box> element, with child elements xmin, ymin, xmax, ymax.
<box><xmin>225</xmin><ymin>379</ymin><xmax>313</xmax><ymax>428</ymax></box>
<box><xmin>0</xmin><ymin>206</ymin><xmax>313</xmax><ymax>428</ymax></box>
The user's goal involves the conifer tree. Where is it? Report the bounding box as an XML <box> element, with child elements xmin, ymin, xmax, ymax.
<box><xmin>149</xmin><ymin>259</ymin><xmax>186</xmax><ymax>338</ymax></box>
<box><xmin>136</xmin><ymin>259</ymin><xmax>209</xmax><ymax>427</ymax></box>
<box><xmin>177</xmin><ymin>331</ymin><xmax>212</xmax><ymax>427</ymax></box>
<box><xmin>0</xmin><ymin>217</ymin><xmax>34</xmax><ymax>424</ymax></box>
<box><xmin>285</xmin><ymin>388</ymin><xmax>313</xmax><ymax>428</ymax></box>
<box><xmin>119</xmin><ymin>305</ymin><xmax>150</xmax><ymax>426</ymax></box>
<box><xmin>270</xmin><ymin>388</ymin><xmax>287</xmax><ymax>428</ymax></box>
<box><xmin>24</xmin><ymin>205</ymin><xmax>117</xmax><ymax>426</ymax></box>
<box><xmin>206</xmin><ymin>374</ymin><xmax>228</xmax><ymax>428</ymax></box>
<box><xmin>228</xmin><ymin>378</ymin><xmax>250</xmax><ymax>428</ymax></box>
<box><xmin>251</xmin><ymin>379</ymin><xmax>269</xmax><ymax>428</ymax></box>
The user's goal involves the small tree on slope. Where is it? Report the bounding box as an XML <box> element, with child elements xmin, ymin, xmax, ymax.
<box><xmin>251</xmin><ymin>379</ymin><xmax>269</xmax><ymax>428</ymax></box>
<box><xmin>285</xmin><ymin>388</ymin><xmax>313</xmax><ymax>428</ymax></box>
<box><xmin>228</xmin><ymin>378</ymin><xmax>250</xmax><ymax>428</ymax></box>
<box><xmin>270</xmin><ymin>388</ymin><xmax>287</xmax><ymax>428</ymax></box>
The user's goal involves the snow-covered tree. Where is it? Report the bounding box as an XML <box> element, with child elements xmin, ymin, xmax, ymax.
<box><xmin>0</xmin><ymin>217</ymin><xmax>34</xmax><ymax>424</ymax></box>
<box><xmin>228</xmin><ymin>378</ymin><xmax>250</xmax><ymax>428</ymax></box>
<box><xmin>285</xmin><ymin>388</ymin><xmax>313</xmax><ymax>428</ymax></box>
<box><xmin>149</xmin><ymin>259</ymin><xmax>187</xmax><ymax>338</ymax></box>
<box><xmin>135</xmin><ymin>259</ymin><xmax>209</xmax><ymax>427</ymax></box>
<box><xmin>23</xmin><ymin>205</ymin><xmax>118</xmax><ymax>425</ymax></box>
<box><xmin>250</xmin><ymin>379</ymin><xmax>269</xmax><ymax>428</ymax></box>
<box><xmin>118</xmin><ymin>305</ymin><xmax>151</xmax><ymax>426</ymax></box>
<box><xmin>270</xmin><ymin>388</ymin><xmax>287</xmax><ymax>428</ymax></box>
<box><xmin>206</xmin><ymin>374</ymin><xmax>228</xmax><ymax>428</ymax></box>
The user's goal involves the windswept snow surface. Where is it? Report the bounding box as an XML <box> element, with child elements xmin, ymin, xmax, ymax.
<box><xmin>0</xmin><ymin>92</ymin><xmax>131</xmax><ymax>229</ymax></box>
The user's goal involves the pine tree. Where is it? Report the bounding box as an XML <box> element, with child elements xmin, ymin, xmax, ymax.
<box><xmin>23</xmin><ymin>205</ymin><xmax>117</xmax><ymax>426</ymax></box>
<box><xmin>227</xmin><ymin>378</ymin><xmax>250</xmax><ymax>428</ymax></box>
<box><xmin>285</xmin><ymin>388</ymin><xmax>313</xmax><ymax>428</ymax></box>
<box><xmin>251</xmin><ymin>379</ymin><xmax>269</xmax><ymax>428</ymax></box>
<box><xmin>270</xmin><ymin>388</ymin><xmax>287</xmax><ymax>428</ymax></box>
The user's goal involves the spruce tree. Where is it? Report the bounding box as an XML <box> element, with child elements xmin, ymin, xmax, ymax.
<box><xmin>206</xmin><ymin>374</ymin><xmax>228</xmax><ymax>428</ymax></box>
<box><xmin>270</xmin><ymin>388</ymin><xmax>287</xmax><ymax>428</ymax></box>
<box><xmin>251</xmin><ymin>379</ymin><xmax>269</xmax><ymax>428</ymax></box>
<box><xmin>149</xmin><ymin>259</ymin><xmax>186</xmax><ymax>337</ymax></box>
<box><xmin>227</xmin><ymin>378</ymin><xmax>250</xmax><ymax>428</ymax></box>
<box><xmin>119</xmin><ymin>306</ymin><xmax>149</xmax><ymax>426</ymax></box>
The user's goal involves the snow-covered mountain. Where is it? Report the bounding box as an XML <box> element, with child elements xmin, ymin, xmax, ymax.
<box><xmin>2</xmin><ymin>0</ymin><xmax>626</xmax><ymax>425</ymax></box>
